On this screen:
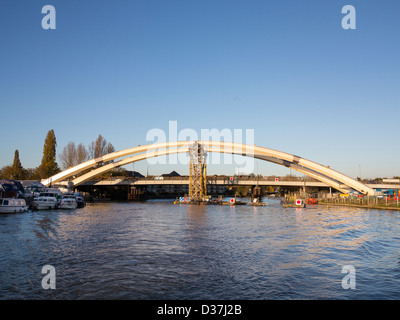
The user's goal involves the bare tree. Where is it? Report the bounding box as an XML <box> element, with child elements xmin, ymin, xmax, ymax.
<box><xmin>59</xmin><ymin>142</ymin><xmax>90</xmax><ymax>170</ymax></box>
<box><xmin>89</xmin><ymin>135</ymin><xmax>115</xmax><ymax>159</ymax></box>
<box><xmin>59</xmin><ymin>142</ymin><xmax>77</xmax><ymax>170</ymax></box>
<box><xmin>105</xmin><ymin>142</ymin><xmax>115</xmax><ymax>155</ymax></box>
<box><xmin>76</xmin><ymin>143</ymin><xmax>89</xmax><ymax>164</ymax></box>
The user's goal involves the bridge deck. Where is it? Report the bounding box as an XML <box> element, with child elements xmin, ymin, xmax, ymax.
<box><xmin>67</xmin><ymin>178</ymin><xmax>400</xmax><ymax>190</ymax></box>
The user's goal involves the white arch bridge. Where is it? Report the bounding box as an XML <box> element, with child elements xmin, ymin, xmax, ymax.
<box><xmin>41</xmin><ymin>141</ymin><xmax>375</xmax><ymax>196</ymax></box>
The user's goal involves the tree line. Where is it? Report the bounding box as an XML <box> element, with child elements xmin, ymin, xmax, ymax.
<box><xmin>0</xmin><ymin>130</ymin><xmax>115</xmax><ymax>181</ymax></box>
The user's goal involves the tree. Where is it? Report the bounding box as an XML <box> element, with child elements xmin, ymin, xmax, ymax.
<box><xmin>59</xmin><ymin>141</ymin><xmax>77</xmax><ymax>170</ymax></box>
<box><xmin>25</xmin><ymin>167</ymin><xmax>41</xmax><ymax>180</ymax></box>
<box><xmin>76</xmin><ymin>143</ymin><xmax>89</xmax><ymax>164</ymax></box>
<box><xmin>0</xmin><ymin>165</ymin><xmax>13</xmax><ymax>179</ymax></box>
<box><xmin>38</xmin><ymin>129</ymin><xmax>60</xmax><ymax>178</ymax></box>
<box><xmin>59</xmin><ymin>142</ymin><xmax>89</xmax><ymax>170</ymax></box>
<box><xmin>11</xmin><ymin>150</ymin><xmax>25</xmax><ymax>180</ymax></box>
<box><xmin>0</xmin><ymin>150</ymin><xmax>26</xmax><ymax>180</ymax></box>
<box><xmin>89</xmin><ymin>135</ymin><xmax>115</xmax><ymax>159</ymax></box>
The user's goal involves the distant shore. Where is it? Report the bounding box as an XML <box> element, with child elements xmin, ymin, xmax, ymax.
<box><xmin>319</xmin><ymin>201</ymin><xmax>400</xmax><ymax>211</ymax></box>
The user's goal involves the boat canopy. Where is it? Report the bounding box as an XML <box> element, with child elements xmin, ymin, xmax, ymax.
<box><xmin>0</xmin><ymin>179</ymin><xmax>25</xmax><ymax>193</ymax></box>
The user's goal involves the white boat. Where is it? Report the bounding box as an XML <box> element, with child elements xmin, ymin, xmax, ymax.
<box><xmin>74</xmin><ymin>192</ymin><xmax>86</xmax><ymax>208</ymax></box>
<box><xmin>60</xmin><ymin>198</ymin><xmax>77</xmax><ymax>209</ymax></box>
<box><xmin>34</xmin><ymin>196</ymin><xmax>59</xmax><ymax>210</ymax></box>
<box><xmin>34</xmin><ymin>190</ymin><xmax>62</xmax><ymax>210</ymax></box>
<box><xmin>0</xmin><ymin>198</ymin><xmax>28</xmax><ymax>213</ymax></box>
<box><xmin>60</xmin><ymin>194</ymin><xmax>78</xmax><ymax>209</ymax></box>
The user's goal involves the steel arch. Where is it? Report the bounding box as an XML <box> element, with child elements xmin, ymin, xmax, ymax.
<box><xmin>41</xmin><ymin>141</ymin><xmax>374</xmax><ymax>195</ymax></box>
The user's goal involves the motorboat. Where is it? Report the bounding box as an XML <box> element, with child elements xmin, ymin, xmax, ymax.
<box><xmin>59</xmin><ymin>197</ymin><xmax>77</xmax><ymax>210</ymax></box>
<box><xmin>0</xmin><ymin>198</ymin><xmax>28</xmax><ymax>213</ymax></box>
<box><xmin>73</xmin><ymin>192</ymin><xmax>86</xmax><ymax>208</ymax></box>
<box><xmin>24</xmin><ymin>181</ymin><xmax>47</xmax><ymax>197</ymax></box>
<box><xmin>34</xmin><ymin>195</ymin><xmax>59</xmax><ymax>210</ymax></box>
<box><xmin>0</xmin><ymin>179</ymin><xmax>27</xmax><ymax>199</ymax></box>
<box><xmin>34</xmin><ymin>189</ymin><xmax>62</xmax><ymax>210</ymax></box>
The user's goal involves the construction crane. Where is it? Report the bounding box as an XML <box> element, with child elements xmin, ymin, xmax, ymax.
<box><xmin>188</xmin><ymin>141</ymin><xmax>207</xmax><ymax>202</ymax></box>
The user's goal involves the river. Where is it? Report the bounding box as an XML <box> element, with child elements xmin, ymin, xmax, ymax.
<box><xmin>1</xmin><ymin>198</ymin><xmax>400</xmax><ymax>300</ymax></box>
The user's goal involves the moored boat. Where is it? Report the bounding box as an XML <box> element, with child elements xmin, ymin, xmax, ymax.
<box><xmin>73</xmin><ymin>192</ymin><xmax>86</xmax><ymax>208</ymax></box>
<box><xmin>282</xmin><ymin>199</ymin><xmax>306</xmax><ymax>208</ymax></box>
<box><xmin>34</xmin><ymin>189</ymin><xmax>62</xmax><ymax>210</ymax></box>
<box><xmin>60</xmin><ymin>197</ymin><xmax>77</xmax><ymax>210</ymax></box>
<box><xmin>34</xmin><ymin>196</ymin><xmax>59</xmax><ymax>210</ymax></box>
<box><xmin>0</xmin><ymin>198</ymin><xmax>28</xmax><ymax>213</ymax></box>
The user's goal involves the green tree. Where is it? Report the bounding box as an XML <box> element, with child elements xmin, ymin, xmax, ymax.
<box><xmin>25</xmin><ymin>167</ymin><xmax>41</xmax><ymax>180</ymax></box>
<box><xmin>0</xmin><ymin>165</ymin><xmax>13</xmax><ymax>179</ymax></box>
<box><xmin>38</xmin><ymin>130</ymin><xmax>60</xmax><ymax>178</ymax></box>
<box><xmin>0</xmin><ymin>150</ymin><xmax>26</xmax><ymax>180</ymax></box>
<box><xmin>11</xmin><ymin>149</ymin><xmax>26</xmax><ymax>180</ymax></box>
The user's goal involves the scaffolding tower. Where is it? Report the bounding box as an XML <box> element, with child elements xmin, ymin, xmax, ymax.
<box><xmin>188</xmin><ymin>141</ymin><xmax>207</xmax><ymax>202</ymax></box>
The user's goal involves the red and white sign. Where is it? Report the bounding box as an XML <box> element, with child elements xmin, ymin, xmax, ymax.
<box><xmin>296</xmin><ymin>199</ymin><xmax>302</xmax><ymax>205</ymax></box>
<box><xmin>275</xmin><ymin>178</ymin><xmax>279</xmax><ymax>182</ymax></box>
<box><xmin>230</xmin><ymin>198</ymin><xmax>235</xmax><ymax>204</ymax></box>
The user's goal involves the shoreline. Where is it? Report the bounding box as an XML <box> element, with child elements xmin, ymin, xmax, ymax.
<box><xmin>319</xmin><ymin>201</ymin><xmax>400</xmax><ymax>211</ymax></box>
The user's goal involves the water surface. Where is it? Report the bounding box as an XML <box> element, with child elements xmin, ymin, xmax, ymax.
<box><xmin>1</xmin><ymin>198</ymin><xmax>399</xmax><ymax>299</ymax></box>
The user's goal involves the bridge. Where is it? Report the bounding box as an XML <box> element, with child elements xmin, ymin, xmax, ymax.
<box><xmin>41</xmin><ymin>141</ymin><xmax>376</xmax><ymax>196</ymax></box>
<box><xmin>72</xmin><ymin>177</ymin><xmax>398</xmax><ymax>192</ymax></box>
<box><xmin>77</xmin><ymin>177</ymin><xmax>330</xmax><ymax>187</ymax></box>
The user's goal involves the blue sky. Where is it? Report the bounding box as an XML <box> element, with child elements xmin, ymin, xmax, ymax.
<box><xmin>0</xmin><ymin>0</ymin><xmax>399</xmax><ymax>178</ymax></box>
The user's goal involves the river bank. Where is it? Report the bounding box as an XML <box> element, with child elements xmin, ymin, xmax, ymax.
<box><xmin>319</xmin><ymin>201</ymin><xmax>400</xmax><ymax>211</ymax></box>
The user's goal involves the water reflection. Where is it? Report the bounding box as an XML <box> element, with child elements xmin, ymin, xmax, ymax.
<box><xmin>187</xmin><ymin>204</ymin><xmax>208</xmax><ymax>227</ymax></box>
